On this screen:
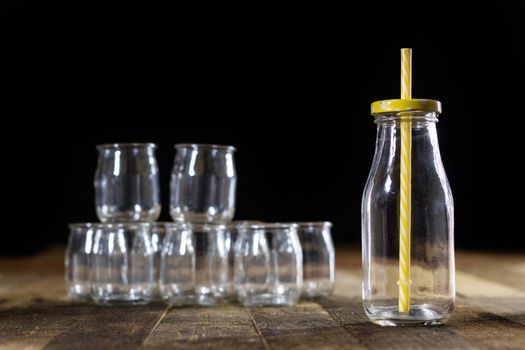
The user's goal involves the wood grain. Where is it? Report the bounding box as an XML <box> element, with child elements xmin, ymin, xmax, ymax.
<box><xmin>456</xmin><ymin>251</ymin><xmax>525</xmax><ymax>291</ymax></box>
<box><xmin>319</xmin><ymin>297</ymin><xmax>477</xmax><ymax>350</ymax></box>
<box><xmin>248</xmin><ymin>301</ymin><xmax>366</xmax><ymax>350</ymax></box>
<box><xmin>448</xmin><ymin>302</ymin><xmax>525</xmax><ymax>350</ymax></box>
<box><xmin>0</xmin><ymin>301</ymin><xmax>168</xmax><ymax>350</ymax></box>
<box><xmin>1</xmin><ymin>246</ymin><xmax>524</xmax><ymax>350</ymax></box>
<box><xmin>143</xmin><ymin>305</ymin><xmax>265</xmax><ymax>350</ymax></box>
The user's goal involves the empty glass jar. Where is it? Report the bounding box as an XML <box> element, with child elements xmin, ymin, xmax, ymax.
<box><xmin>170</xmin><ymin>144</ymin><xmax>236</xmax><ymax>223</ymax></box>
<box><xmin>234</xmin><ymin>223</ymin><xmax>302</xmax><ymax>306</ymax></box>
<box><xmin>297</xmin><ymin>222</ymin><xmax>335</xmax><ymax>298</ymax></box>
<box><xmin>91</xmin><ymin>223</ymin><xmax>156</xmax><ymax>304</ymax></box>
<box><xmin>160</xmin><ymin>223</ymin><xmax>228</xmax><ymax>306</ymax></box>
<box><xmin>94</xmin><ymin>143</ymin><xmax>161</xmax><ymax>222</ymax></box>
<box><xmin>224</xmin><ymin>220</ymin><xmax>264</xmax><ymax>299</ymax></box>
<box><xmin>362</xmin><ymin>100</ymin><xmax>455</xmax><ymax>326</ymax></box>
<box><xmin>65</xmin><ymin>223</ymin><xmax>94</xmax><ymax>300</ymax></box>
<box><xmin>148</xmin><ymin>222</ymin><xmax>167</xmax><ymax>298</ymax></box>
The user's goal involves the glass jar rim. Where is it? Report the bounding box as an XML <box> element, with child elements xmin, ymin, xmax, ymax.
<box><xmin>238</xmin><ymin>223</ymin><xmax>299</xmax><ymax>230</ymax></box>
<box><xmin>96</xmin><ymin>143</ymin><xmax>157</xmax><ymax>150</ymax></box>
<box><xmin>292</xmin><ymin>221</ymin><xmax>333</xmax><ymax>228</ymax></box>
<box><xmin>186</xmin><ymin>222</ymin><xmax>227</xmax><ymax>231</ymax></box>
<box><xmin>175</xmin><ymin>143</ymin><xmax>236</xmax><ymax>152</ymax></box>
<box><xmin>149</xmin><ymin>221</ymin><xmax>186</xmax><ymax>228</ymax></box>
<box><xmin>227</xmin><ymin>220</ymin><xmax>265</xmax><ymax>228</ymax></box>
<box><xmin>90</xmin><ymin>222</ymin><xmax>152</xmax><ymax>229</ymax></box>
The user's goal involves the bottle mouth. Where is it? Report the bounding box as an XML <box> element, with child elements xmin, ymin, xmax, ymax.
<box><xmin>96</xmin><ymin>143</ymin><xmax>157</xmax><ymax>150</ymax></box>
<box><xmin>373</xmin><ymin>112</ymin><xmax>439</xmax><ymax>124</ymax></box>
<box><xmin>175</xmin><ymin>143</ymin><xmax>236</xmax><ymax>152</ymax></box>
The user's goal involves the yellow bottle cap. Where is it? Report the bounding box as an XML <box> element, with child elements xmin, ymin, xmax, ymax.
<box><xmin>371</xmin><ymin>99</ymin><xmax>442</xmax><ymax>116</ymax></box>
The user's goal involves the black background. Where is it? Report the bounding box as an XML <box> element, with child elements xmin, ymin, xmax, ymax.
<box><xmin>1</xmin><ymin>2</ymin><xmax>524</xmax><ymax>254</ymax></box>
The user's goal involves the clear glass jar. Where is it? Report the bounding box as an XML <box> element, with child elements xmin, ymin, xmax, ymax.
<box><xmin>362</xmin><ymin>109</ymin><xmax>455</xmax><ymax>326</ymax></box>
<box><xmin>160</xmin><ymin>223</ymin><xmax>228</xmax><ymax>306</ymax></box>
<box><xmin>91</xmin><ymin>223</ymin><xmax>156</xmax><ymax>304</ymax></box>
<box><xmin>65</xmin><ymin>223</ymin><xmax>94</xmax><ymax>300</ymax></box>
<box><xmin>234</xmin><ymin>223</ymin><xmax>302</xmax><ymax>306</ymax></box>
<box><xmin>297</xmin><ymin>222</ymin><xmax>335</xmax><ymax>298</ymax></box>
<box><xmin>224</xmin><ymin>220</ymin><xmax>264</xmax><ymax>299</ymax></box>
<box><xmin>148</xmin><ymin>222</ymin><xmax>168</xmax><ymax>299</ymax></box>
<box><xmin>94</xmin><ymin>143</ymin><xmax>161</xmax><ymax>222</ymax></box>
<box><xmin>170</xmin><ymin>144</ymin><xmax>236</xmax><ymax>224</ymax></box>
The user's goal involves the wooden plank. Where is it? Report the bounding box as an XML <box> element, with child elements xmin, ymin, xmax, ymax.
<box><xmin>456</xmin><ymin>251</ymin><xmax>525</xmax><ymax>291</ymax></box>
<box><xmin>0</xmin><ymin>302</ymin><xmax>69</xmax><ymax>350</ymax></box>
<box><xmin>0</xmin><ymin>301</ymin><xmax>168</xmax><ymax>350</ymax></box>
<box><xmin>333</xmin><ymin>270</ymin><xmax>361</xmax><ymax>299</ymax></box>
<box><xmin>0</xmin><ymin>274</ymin><xmax>67</xmax><ymax>308</ymax></box>
<box><xmin>248</xmin><ymin>301</ymin><xmax>366</xmax><ymax>350</ymax></box>
<box><xmin>319</xmin><ymin>297</ymin><xmax>477</xmax><ymax>350</ymax></box>
<box><xmin>335</xmin><ymin>246</ymin><xmax>361</xmax><ymax>270</ymax></box>
<box><xmin>459</xmin><ymin>296</ymin><xmax>525</xmax><ymax>326</ymax></box>
<box><xmin>0</xmin><ymin>246</ymin><xmax>67</xmax><ymax>308</ymax></box>
<box><xmin>1</xmin><ymin>247</ymin><xmax>525</xmax><ymax>350</ymax></box>
<box><xmin>45</xmin><ymin>302</ymin><xmax>167</xmax><ymax>350</ymax></box>
<box><xmin>0</xmin><ymin>246</ymin><xmax>64</xmax><ymax>275</ymax></box>
<box><xmin>456</xmin><ymin>270</ymin><xmax>525</xmax><ymax>299</ymax></box>
<box><xmin>143</xmin><ymin>305</ymin><xmax>265</xmax><ymax>350</ymax></box>
<box><xmin>448</xmin><ymin>302</ymin><xmax>525</xmax><ymax>350</ymax></box>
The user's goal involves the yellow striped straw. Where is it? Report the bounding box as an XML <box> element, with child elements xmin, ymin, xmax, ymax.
<box><xmin>399</xmin><ymin>48</ymin><xmax>412</xmax><ymax>313</ymax></box>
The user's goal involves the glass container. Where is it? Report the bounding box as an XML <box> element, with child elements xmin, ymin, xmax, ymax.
<box><xmin>170</xmin><ymin>144</ymin><xmax>236</xmax><ymax>223</ymax></box>
<box><xmin>94</xmin><ymin>143</ymin><xmax>160</xmax><ymax>222</ymax></box>
<box><xmin>362</xmin><ymin>103</ymin><xmax>454</xmax><ymax>326</ymax></box>
<box><xmin>234</xmin><ymin>223</ymin><xmax>302</xmax><ymax>306</ymax></box>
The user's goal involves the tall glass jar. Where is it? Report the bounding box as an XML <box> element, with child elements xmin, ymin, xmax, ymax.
<box><xmin>362</xmin><ymin>99</ymin><xmax>454</xmax><ymax>326</ymax></box>
<box><xmin>170</xmin><ymin>144</ymin><xmax>236</xmax><ymax>224</ymax></box>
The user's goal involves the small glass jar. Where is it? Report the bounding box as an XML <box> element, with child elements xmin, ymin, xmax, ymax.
<box><xmin>160</xmin><ymin>223</ymin><xmax>228</xmax><ymax>306</ymax></box>
<box><xmin>91</xmin><ymin>223</ymin><xmax>156</xmax><ymax>304</ymax></box>
<box><xmin>65</xmin><ymin>223</ymin><xmax>94</xmax><ymax>300</ymax></box>
<box><xmin>94</xmin><ymin>143</ymin><xmax>161</xmax><ymax>222</ymax></box>
<box><xmin>148</xmin><ymin>222</ymin><xmax>168</xmax><ymax>299</ymax></box>
<box><xmin>234</xmin><ymin>223</ymin><xmax>302</xmax><ymax>306</ymax></box>
<box><xmin>297</xmin><ymin>222</ymin><xmax>335</xmax><ymax>298</ymax></box>
<box><xmin>170</xmin><ymin>144</ymin><xmax>236</xmax><ymax>224</ymax></box>
<box><xmin>362</xmin><ymin>100</ymin><xmax>455</xmax><ymax>326</ymax></box>
<box><xmin>224</xmin><ymin>220</ymin><xmax>264</xmax><ymax>299</ymax></box>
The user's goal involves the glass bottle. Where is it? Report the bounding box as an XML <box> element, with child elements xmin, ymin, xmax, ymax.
<box><xmin>362</xmin><ymin>99</ymin><xmax>454</xmax><ymax>326</ymax></box>
<box><xmin>94</xmin><ymin>143</ymin><xmax>161</xmax><ymax>222</ymax></box>
<box><xmin>170</xmin><ymin>144</ymin><xmax>237</xmax><ymax>224</ymax></box>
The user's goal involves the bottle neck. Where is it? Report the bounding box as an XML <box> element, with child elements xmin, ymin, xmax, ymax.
<box><xmin>374</xmin><ymin>111</ymin><xmax>438</xmax><ymax>127</ymax></box>
<box><xmin>372</xmin><ymin>113</ymin><xmax>444</xmax><ymax>175</ymax></box>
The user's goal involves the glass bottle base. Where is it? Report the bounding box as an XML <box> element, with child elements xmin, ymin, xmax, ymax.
<box><xmin>366</xmin><ymin>304</ymin><xmax>450</xmax><ymax>326</ymax></box>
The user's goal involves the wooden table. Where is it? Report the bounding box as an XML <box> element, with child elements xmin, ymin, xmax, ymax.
<box><xmin>1</xmin><ymin>247</ymin><xmax>524</xmax><ymax>349</ymax></box>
